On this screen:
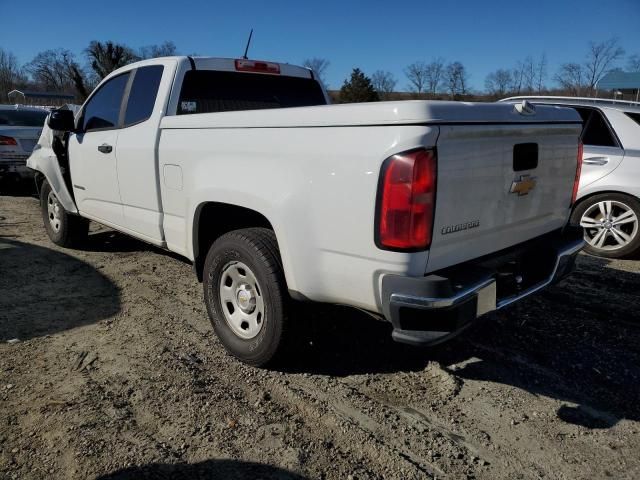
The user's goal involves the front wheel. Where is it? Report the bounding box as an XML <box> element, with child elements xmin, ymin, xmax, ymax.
<box><xmin>203</xmin><ymin>228</ymin><xmax>289</xmax><ymax>366</ymax></box>
<box><xmin>571</xmin><ymin>193</ymin><xmax>640</xmax><ymax>258</ymax></box>
<box><xmin>40</xmin><ymin>180</ymin><xmax>89</xmax><ymax>247</ymax></box>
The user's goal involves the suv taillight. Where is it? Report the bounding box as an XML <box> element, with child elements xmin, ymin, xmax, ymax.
<box><xmin>0</xmin><ymin>135</ymin><xmax>17</xmax><ymax>146</ymax></box>
<box><xmin>376</xmin><ymin>148</ymin><xmax>437</xmax><ymax>251</ymax></box>
<box><xmin>571</xmin><ymin>141</ymin><xmax>583</xmax><ymax>206</ymax></box>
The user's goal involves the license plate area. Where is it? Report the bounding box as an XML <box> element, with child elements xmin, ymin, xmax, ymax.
<box><xmin>482</xmin><ymin>246</ymin><xmax>556</xmax><ymax>302</ymax></box>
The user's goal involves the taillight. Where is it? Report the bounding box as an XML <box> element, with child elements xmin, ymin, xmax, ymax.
<box><xmin>235</xmin><ymin>59</ymin><xmax>280</xmax><ymax>74</ymax></box>
<box><xmin>571</xmin><ymin>141</ymin><xmax>583</xmax><ymax>206</ymax></box>
<box><xmin>0</xmin><ymin>135</ymin><xmax>17</xmax><ymax>146</ymax></box>
<box><xmin>376</xmin><ymin>148</ymin><xmax>437</xmax><ymax>251</ymax></box>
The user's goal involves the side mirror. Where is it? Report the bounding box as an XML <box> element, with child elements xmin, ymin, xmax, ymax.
<box><xmin>47</xmin><ymin>109</ymin><xmax>75</xmax><ymax>131</ymax></box>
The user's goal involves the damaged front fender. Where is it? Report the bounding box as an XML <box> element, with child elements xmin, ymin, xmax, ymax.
<box><xmin>27</xmin><ymin>112</ymin><xmax>78</xmax><ymax>214</ymax></box>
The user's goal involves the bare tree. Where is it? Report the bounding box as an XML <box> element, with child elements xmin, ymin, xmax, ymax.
<box><xmin>303</xmin><ymin>58</ymin><xmax>330</xmax><ymax>88</ymax></box>
<box><xmin>584</xmin><ymin>38</ymin><xmax>625</xmax><ymax>93</ymax></box>
<box><xmin>627</xmin><ymin>54</ymin><xmax>640</xmax><ymax>72</ymax></box>
<box><xmin>24</xmin><ymin>49</ymin><xmax>89</xmax><ymax>99</ymax></box>
<box><xmin>405</xmin><ymin>61</ymin><xmax>428</xmax><ymax>94</ymax></box>
<box><xmin>445</xmin><ymin>61</ymin><xmax>469</xmax><ymax>98</ymax></box>
<box><xmin>522</xmin><ymin>56</ymin><xmax>536</xmax><ymax>93</ymax></box>
<box><xmin>510</xmin><ymin>63</ymin><xmax>525</xmax><ymax>94</ymax></box>
<box><xmin>0</xmin><ymin>48</ymin><xmax>27</xmax><ymax>100</ymax></box>
<box><xmin>25</xmin><ymin>50</ymin><xmax>69</xmax><ymax>91</ymax></box>
<box><xmin>424</xmin><ymin>58</ymin><xmax>445</xmax><ymax>95</ymax></box>
<box><xmin>86</xmin><ymin>41</ymin><xmax>139</xmax><ymax>80</ymax></box>
<box><xmin>554</xmin><ymin>63</ymin><xmax>585</xmax><ymax>96</ymax></box>
<box><xmin>139</xmin><ymin>41</ymin><xmax>177</xmax><ymax>59</ymax></box>
<box><xmin>485</xmin><ymin>69</ymin><xmax>513</xmax><ymax>97</ymax></box>
<box><xmin>371</xmin><ymin>70</ymin><xmax>397</xmax><ymax>100</ymax></box>
<box><xmin>536</xmin><ymin>53</ymin><xmax>547</xmax><ymax>93</ymax></box>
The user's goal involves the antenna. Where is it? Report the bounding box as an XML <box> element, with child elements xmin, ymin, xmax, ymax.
<box><xmin>242</xmin><ymin>29</ymin><xmax>254</xmax><ymax>59</ymax></box>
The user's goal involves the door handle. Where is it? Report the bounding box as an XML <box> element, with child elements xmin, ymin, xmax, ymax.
<box><xmin>583</xmin><ymin>156</ymin><xmax>609</xmax><ymax>166</ymax></box>
<box><xmin>98</xmin><ymin>143</ymin><xmax>113</xmax><ymax>154</ymax></box>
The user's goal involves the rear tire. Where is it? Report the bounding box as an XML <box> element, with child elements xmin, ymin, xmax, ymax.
<box><xmin>571</xmin><ymin>193</ymin><xmax>640</xmax><ymax>259</ymax></box>
<box><xmin>40</xmin><ymin>180</ymin><xmax>88</xmax><ymax>247</ymax></box>
<box><xmin>203</xmin><ymin>228</ymin><xmax>289</xmax><ymax>367</ymax></box>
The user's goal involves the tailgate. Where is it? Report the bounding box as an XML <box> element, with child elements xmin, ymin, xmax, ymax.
<box><xmin>426</xmin><ymin>122</ymin><xmax>582</xmax><ymax>273</ymax></box>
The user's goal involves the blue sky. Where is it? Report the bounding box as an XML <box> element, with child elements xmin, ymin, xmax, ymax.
<box><xmin>1</xmin><ymin>0</ymin><xmax>638</xmax><ymax>91</ymax></box>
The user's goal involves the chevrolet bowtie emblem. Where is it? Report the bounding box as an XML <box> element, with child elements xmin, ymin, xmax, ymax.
<box><xmin>510</xmin><ymin>175</ymin><xmax>537</xmax><ymax>196</ymax></box>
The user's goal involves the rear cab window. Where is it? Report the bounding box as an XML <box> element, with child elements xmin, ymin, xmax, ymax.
<box><xmin>123</xmin><ymin>65</ymin><xmax>164</xmax><ymax>126</ymax></box>
<box><xmin>177</xmin><ymin>70</ymin><xmax>326</xmax><ymax>115</ymax></box>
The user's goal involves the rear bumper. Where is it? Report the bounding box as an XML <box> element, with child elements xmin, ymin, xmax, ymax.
<box><xmin>381</xmin><ymin>227</ymin><xmax>584</xmax><ymax>346</ymax></box>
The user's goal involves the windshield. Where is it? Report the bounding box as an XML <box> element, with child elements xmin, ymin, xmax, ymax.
<box><xmin>0</xmin><ymin>109</ymin><xmax>48</xmax><ymax>127</ymax></box>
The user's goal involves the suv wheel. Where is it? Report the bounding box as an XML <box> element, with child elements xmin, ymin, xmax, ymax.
<box><xmin>571</xmin><ymin>193</ymin><xmax>640</xmax><ymax>258</ymax></box>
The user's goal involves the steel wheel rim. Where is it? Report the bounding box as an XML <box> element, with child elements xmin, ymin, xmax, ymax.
<box><xmin>580</xmin><ymin>200</ymin><xmax>638</xmax><ymax>251</ymax></box>
<box><xmin>219</xmin><ymin>261</ymin><xmax>265</xmax><ymax>339</ymax></box>
<box><xmin>47</xmin><ymin>191</ymin><xmax>61</xmax><ymax>233</ymax></box>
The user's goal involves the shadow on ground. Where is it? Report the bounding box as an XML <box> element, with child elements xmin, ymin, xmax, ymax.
<box><xmin>96</xmin><ymin>459</ymin><xmax>309</xmax><ymax>480</ymax></box>
<box><xmin>79</xmin><ymin>230</ymin><xmax>188</xmax><ymax>268</ymax></box>
<box><xmin>0</xmin><ymin>237</ymin><xmax>120</xmax><ymax>341</ymax></box>
<box><xmin>28</xmin><ymin>224</ymin><xmax>636</xmax><ymax>431</ymax></box>
<box><xmin>3</xmin><ymin>215</ymin><xmax>638</xmax><ymax>431</ymax></box>
<box><xmin>283</xmin><ymin>255</ymin><xmax>640</xmax><ymax>429</ymax></box>
<box><xmin>81</xmin><ymin>230</ymin><xmax>155</xmax><ymax>253</ymax></box>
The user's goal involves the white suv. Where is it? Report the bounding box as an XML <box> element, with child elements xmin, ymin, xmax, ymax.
<box><xmin>502</xmin><ymin>96</ymin><xmax>640</xmax><ymax>258</ymax></box>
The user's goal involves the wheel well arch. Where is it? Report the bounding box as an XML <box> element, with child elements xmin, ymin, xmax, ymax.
<box><xmin>572</xmin><ymin>189</ymin><xmax>640</xmax><ymax>221</ymax></box>
<box><xmin>192</xmin><ymin>202</ymin><xmax>275</xmax><ymax>281</ymax></box>
<box><xmin>33</xmin><ymin>171</ymin><xmax>46</xmax><ymax>196</ymax></box>
<box><xmin>574</xmin><ymin>189</ymin><xmax>640</xmax><ymax>209</ymax></box>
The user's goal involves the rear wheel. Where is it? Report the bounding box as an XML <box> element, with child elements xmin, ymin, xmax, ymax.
<box><xmin>40</xmin><ymin>180</ymin><xmax>88</xmax><ymax>247</ymax></box>
<box><xmin>571</xmin><ymin>193</ymin><xmax>640</xmax><ymax>258</ymax></box>
<box><xmin>203</xmin><ymin>228</ymin><xmax>289</xmax><ymax>366</ymax></box>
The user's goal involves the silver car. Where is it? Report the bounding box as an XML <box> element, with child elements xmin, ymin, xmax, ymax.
<box><xmin>501</xmin><ymin>96</ymin><xmax>640</xmax><ymax>258</ymax></box>
<box><xmin>0</xmin><ymin>105</ymin><xmax>49</xmax><ymax>181</ymax></box>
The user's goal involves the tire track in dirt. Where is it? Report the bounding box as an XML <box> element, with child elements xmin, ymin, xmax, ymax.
<box><xmin>3</xmin><ymin>195</ymin><xmax>640</xmax><ymax>480</ymax></box>
<box><xmin>125</xmin><ymin>274</ymin><xmax>449</xmax><ymax>478</ymax></box>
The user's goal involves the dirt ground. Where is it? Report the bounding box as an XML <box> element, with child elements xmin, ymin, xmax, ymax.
<box><xmin>1</xmin><ymin>191</ymin><xmax>639</xmax><ymax>480</ymax></box>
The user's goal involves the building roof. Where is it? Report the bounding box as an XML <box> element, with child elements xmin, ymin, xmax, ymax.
<box><xmin>7</xmin><ymin>90</ymin><xmax>74</xmax><ymax>99</ymax></box>
<box><xmin>597</xmin><ymin>72</ymin><xmax>640</xmax><ymax>90</ymax></box>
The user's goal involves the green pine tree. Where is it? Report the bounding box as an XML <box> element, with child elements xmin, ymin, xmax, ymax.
<box><xmin>339</xmin><ymin>68</ymin><xmax>380</xmax><ymax>103</ymax></box>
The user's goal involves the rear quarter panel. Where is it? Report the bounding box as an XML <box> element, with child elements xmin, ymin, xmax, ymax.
<box><xmin>158</xmin><ymin>122</ymin><xmax>438</xmax><ymax>312</ymax></box>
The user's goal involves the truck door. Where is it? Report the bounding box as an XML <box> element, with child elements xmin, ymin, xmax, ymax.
<box><xmin>114</xmin><ymin>65</ymin><xmax>165</xmax><ymax>243</ymax></box>
<box><xmin>68</xmin><ymin>72</ymin><xmax>130</xmax><ymax>227</ymax></box>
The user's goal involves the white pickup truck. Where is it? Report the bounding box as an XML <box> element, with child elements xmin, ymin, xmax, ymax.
<box><xmin>28</xmin><ymin>56</ymin><xmax>584</xmax><ymax>366</ymax></box>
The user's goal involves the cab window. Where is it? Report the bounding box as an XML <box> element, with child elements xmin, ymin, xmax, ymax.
<box><xmin>81</xmin><ymin>73</ymin><xmax>129</xmax><ymax>132</ymax></box>
<box><xmin>123</xmin><ymin>65</ymin><xmax>164</xmax><ymax>126</ymax></box>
